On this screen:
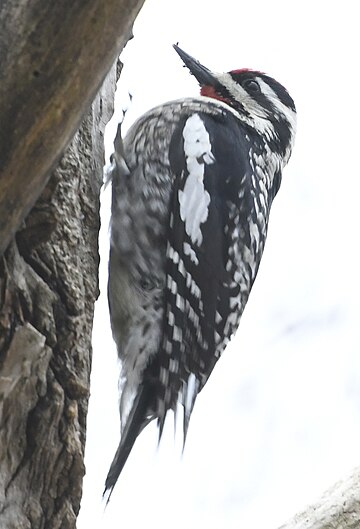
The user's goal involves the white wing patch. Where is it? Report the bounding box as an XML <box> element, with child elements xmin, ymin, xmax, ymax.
<box><xmin>178</xmin><ymin>114</ymin><xmax>215</xmax><ymax>248</ymax></box>
<box><xmin>183</xmin><ymin>241</ymin><xmax>199</xmax><ymax>265</ymax></box>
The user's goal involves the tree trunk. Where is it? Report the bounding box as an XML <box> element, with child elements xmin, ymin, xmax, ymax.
<box><xmin>0</xmin><ymin>1</ymin><xmax>145</xmax><ymax>526</ymax></box>
<box><xmin>0</xmin><ymin>64</ymin><xmax>117</xmax><ymax>527</ymax></box>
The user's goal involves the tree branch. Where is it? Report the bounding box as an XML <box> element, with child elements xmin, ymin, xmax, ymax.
<box><xmin>279</xmin><ymin>468</ymin><xmax>360</xmax><ymax>529</ymax></box>
<box><xmin>0</xmin><ymin>0</ymin><xmax>145</xmax><ymax>256</ymax></box>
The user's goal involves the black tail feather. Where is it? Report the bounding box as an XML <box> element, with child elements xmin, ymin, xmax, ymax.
<box><xmin>103</xmin><ymin>384</ymin><xmax>153</xmax><ymax>500</ymax></box>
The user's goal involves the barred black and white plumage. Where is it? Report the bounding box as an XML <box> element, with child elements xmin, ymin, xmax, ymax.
<box><xmin>105</xmin><ymin>45</ymin><xmax>296</xmax><ymax>496</ymax></box>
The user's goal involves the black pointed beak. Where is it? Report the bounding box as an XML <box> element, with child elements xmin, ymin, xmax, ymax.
<box><xmin>173</xmin><ymin>44</ymin><xmax>217</xmax><ymax>87</ymax></box>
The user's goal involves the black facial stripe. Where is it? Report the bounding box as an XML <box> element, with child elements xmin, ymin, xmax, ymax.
<box><xmin>229</xmin><ymin>72</ymin><xmax>273</xmax><ymax>115</ymax></box>
<box><xmin>260</xmin><ymin>74</ymin><xmax>296</xmax><ymax>112</ymax></box>
<box><xmin>214</xmin><ymin>71</ymin><xmax>295</xmax><ymax>156</ymax></box>
<box><xmin>271</xmin><ymin>118</ymin><xmax>293</xmax><ymax>156</ymax></box>
<box><xmin>230</xmin><ymin>71</ymin><xmax>296</xmax><ymax>113</ymax></box>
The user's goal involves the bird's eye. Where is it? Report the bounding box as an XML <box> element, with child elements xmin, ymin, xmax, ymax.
<box><xmin>243</xmin><ymin>79</ymin><xmax>260</xmax><ymax>94</ymax></box>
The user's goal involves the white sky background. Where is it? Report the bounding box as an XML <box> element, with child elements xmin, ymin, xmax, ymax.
<box><xmin>78</xmin><ymin>1</ymin><xmax>360</xmax><ymax>528</ymax></box>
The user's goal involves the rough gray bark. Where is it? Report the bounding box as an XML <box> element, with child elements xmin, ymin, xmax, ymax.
<box><xmin>0</xmin><ymin>0</ymin><xmax>145</xmax><ymax>256</ymax></box>
<box><xmin>0</xmin><ymin>63</ymin><xmax>117</xmax><ymax>527</ymax></box>
<box><xmin>0</xmin><ymin>1</ymin><xmax>146</xmax><ymax>526</ymax></box>
<box><xmin>278</xmin><ymin>468</ymin><xmax>360</xmax><ymax>529</ymax></box>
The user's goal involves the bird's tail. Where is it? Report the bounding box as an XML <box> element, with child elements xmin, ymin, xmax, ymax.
<box><xmin>103</xmin><ymin>382</ymin><xmax>153</xmax><ymax>500</ymax></box>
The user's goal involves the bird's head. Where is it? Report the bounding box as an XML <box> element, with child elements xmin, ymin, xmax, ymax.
<box><xmin>173</xmin><ymin>44</ymin><xmax>296</xmax><ymax>163</ymax></box>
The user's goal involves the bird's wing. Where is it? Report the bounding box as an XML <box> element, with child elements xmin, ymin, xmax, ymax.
<box><xmin>151</xmin><ymin>108</ymin><xmax>253</xmax><ymax>437</ymax></box>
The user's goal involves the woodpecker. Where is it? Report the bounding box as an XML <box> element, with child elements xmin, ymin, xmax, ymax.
<box><xmin>105</xmin><ymin>45</ymin><xmax>296</xmax><ymax>496</ymax></box>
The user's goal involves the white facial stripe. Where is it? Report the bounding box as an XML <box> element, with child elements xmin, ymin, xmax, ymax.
<box><xmin>216</xmin><ymin>72</ymin><xmax>275</xmax><ymax>137</ymax></box>
<box><xmin>217</xmin><ymin>73</ymin><xmax>268</xmax><ymax>118</ymax></box>
<box><xmin>255</xmin><ymin>77</ymin><xmax>297</xmax><ymax>133</ymax></box>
